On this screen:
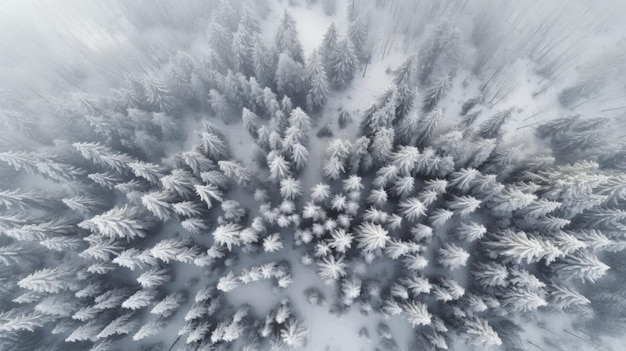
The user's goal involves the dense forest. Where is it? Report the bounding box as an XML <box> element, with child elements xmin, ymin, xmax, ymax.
<box><xmin>1</xmin><ymin>0</ymin><xmax>626</xmax><ymax>350</ymax></box>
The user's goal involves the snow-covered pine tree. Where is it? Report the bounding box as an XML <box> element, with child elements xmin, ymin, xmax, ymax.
<box><xmin>317</xmin><ymin>255</ymin><xmax>347</xmax><ymax>281</ymax></box>
<box><xmin>160</xmin><ymin>169</ymin><xmax>197</xmax><ymax>199</ymax></box>
<box><xmin>320</xmin><ymin>23</ymin><xmax>339</xmax><ymax>73</ymax></box>
<box><xmin>402</xmin><ymin>301</ymin><xmax>432</xmax><ymax>327</ymax></box>
<box><xmin>129</xmin><ymin>161</ymin><xmax>165</xmax><ymax>185</ymax></box>
<box><xmin>477</xmin><ymin>108</ymin><xmax>514</xmax><ymax>139</ymax></box>
<box><xmin>447</xmin><ymin>195</ymin><xmax>481</xmax><ymax>216</ymax></box>
<box><xmin>463</xmin><ymin>317</ymin><xmax>502</xmax><ymax>346</ymax></box>
<box><xmin>280</xmin><ymin>319</ymin><xmax>307</xmax><ymax>347</ymax></box>
<box><xmin>275</xmin><ymin>10</ymin><xmax>304</xmax><ymax>63</ymax></box>
<box><xmin>0</xmin><ymin>309</ymin><xmax>48</xmax><ymax>332</ymax></box>
<box><xmin>18</xmin><ymin>266</ymin><xmax>77</xmax><ymax>293</ymax></box>
<box><xmin>485</xmin><ymin>229</ymin><xmax>562</xmax><ymax>264</ymax></box>
<box><xmin>73</xmin><ymin>142</ymin><xmax>133</xmax><ymax>173</ymax></box>
<box><xmin>348</xmin><ymin>15</ymin><xmax>370</xmax><ymax>62</ymax></box>
<box><xmin>275</xmin><ymin>53</ymin><xmax>306</xmax><ymax>99</ymax></box>
<box><xmin>212</xmin><ymin>223</ymin><xmax>242</xmax><ymax>251</ymax></box>
<box><xmin>113</xmin><ymin>248</ymin><xmax>155</xmax><ymax>271</ymax></box>
<box><xmin>371</xmin><ymin>128</ymin><xmax>395</xmax><ymax>164</ymax></box>
<box><xmin>122</xmin><ymin>289</ymin><xmax>158</xmax><ymax>310</ymax></box>
<box><xmin>356</xmin><ymin>222</ymin><xmax>389</xmax><ymax>252</ymax></box>
<box><xmin>219</xmin><ymin>160</ymin><xmax>251</xmax><ymax>186</ymax></box>
<box><xmin>289</xmin><ymin>142</ymin><xmax>309</xmax><ymax>171</ymax></box>
<box><xmin>143</xmin><ymin>74</ymin><xmax>176</xmax><ymax>113</ymax></box>
<box><xmin>198</xmin><ymin>128</ymin><xmax>230</xmax><ymax>160</ymax></box>
<box><xmin>133</xmin><ymin>317</ymin><xmax>168</xmax><ymax>341</ymax></box>
<box><xmin>456</xmin><ymin>221</ymin><xmax>487</xmax><ymax>241</ymax></box>
<box><xmin>422</xmin><ymin>76</ymin><xmax>450</xmax><ymax>112</ymax></box>
<box><xmin>327</xmin><ymin>39</ymin><xmax>357</xmax><ymax>89</ymax></box>
<box><xmin>80</xmin><ymin>236</ymin><xmax>123</xmax><ymax>261</ymax></box>
<box><xmin>231</xmin><ymin>10</ymin><xmax>259</xmax><ymax>76</ymax></box>
<box><xmin>253</xmin><ymin>38</ymin><xmax>277</xmax><ymax>89</ymax></box>
<box><xmin>268</xmin><ymin>152</ymin><xmax>292</xmax><ymax>182</ymax></box>
<box><xmin>547</xmin><ymin>282</ymin><xmax>590</xmax><ymax>310</ymax></box>
<box><xmin>415</xmin><ymin>108</ymin><xmax>443</xmax><ymax>146</ymax></box>
<box><xmin>552</xmin><ymin>250</ymin><xmax>610</xmax><ymax>282</ymax></box>
<box><xmin>305</xmin><ymin>50</ymin><xmax>330</xmax><ymax>113</ymax></box>
<box><xmin>141</xmin><ymin>191</ymin><xmax>173</xmax><ymax>221</ymax></box>
<box><xmin>137</xmin><ymin>267</ymin><xmax>172</xmax><ymax>288</ymax></box>
<box><xmin>97</xmin><ymin>311</ymin><xmax>139</xmax><ymax>339</ymax></box>
<box><xmin>156</xmin><ymin>293</ymin><xmax>187</xmax><ymax>318</ymax></box>
<box><xmin>242</xmin><ymin>108</ymin><xmax>262</xmax><ymax>139</ymax></box>
<box><xmin>437</xmin><ymin>243</ymin><xmax>469</xmax><ymax>269</ymax></box>
<box><xmin>398</xmin><ymin>197</ymin><xmax>427</xmax><ymax>222</ymax></box>
<box><xmin>472</xmin><ymin>261</ymin><xmax>508</xmax><ymax>288</ymax></box>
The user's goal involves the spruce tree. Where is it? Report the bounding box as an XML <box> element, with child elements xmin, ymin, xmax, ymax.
<box><xmin>328</xmin><ymin>39</ymin><xmax>357</xmax><ymax>89</ymax></box>
<box><xmin>275</xmin><ymin>10</ymin><xmax>304</xmax><ymax>63</ymax></box>
<box><xmin>348</xmin><ymin>15</ymin><xmax>370</xmax><ymax>62</ymax></box>
<box><xmin>305</xmin><ymin>50</ymin><xmax>330</xmax><ymax>113</ymax></box>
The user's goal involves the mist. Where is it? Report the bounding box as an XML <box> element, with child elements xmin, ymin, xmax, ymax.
<box><xmin>1</xmin><ymin>0</ymin><xmax>626</xmax><ymax>350</ymax></box>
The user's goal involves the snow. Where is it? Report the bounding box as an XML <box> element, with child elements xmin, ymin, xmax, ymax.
<box><xmin>3</xmin><ymin>1</ymin><xmax>626</xmax><ymax>351</ymax></box>
<box><xmin>263</xmin><ymin>0</ymin><xmax>348</xmax><ymax>58</ymax></box>
<box><xmin>226</xmin><ymin>251</ymin><xmax>414</xmax><ymax>351</ymax></box>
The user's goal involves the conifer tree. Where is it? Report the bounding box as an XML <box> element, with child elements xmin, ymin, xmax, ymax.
<box><xmin>422</xmin><ymin>76</ymin><xmax>451</xmax><ymax>112</ymax></box>
<box><xmin>501</xmin><ymin>288</ymin><xmax>548</xmax><ymax>312</ymax></box>
<box><xmin>472</xmin><ymin>261</ymin><xmax>508</xmax><ymax>288</ymax></box>
<box><xmin>464</xmin><ymin>318</ymin><xmax>502</xmax><ymax>346</ymax></box>
<box><xmin>553</xmin><ymin>250</ymin><xmax>610</xmax><ymax>282</ymax></box>
<box><xmin>213</xmin><ymin>223</ymin><xmax>242</xmax><ymax>251</ymax></box>
<box><xmin>129</xmin><ymin>161</ymin><xmax>165</xmax><ymax>185</ymax></box>
<box><xmin>305</xmin><ymin>50</ymin><xmax>330</xmax><ymax>113</ymax></box>
<box><xmin>398</xmin><ymin>198</ymin><xmax>427</xmax><ymax>222</ymax></box>
<box><xmin>18</xmin><ymin>266</ymin><xmax>77</xmax><ymax>293</ymax></box>
<box><xmin>402</xmin><ymin>301</ymin><xmax>432</xmax><ymax>327</ymax></box>
<box><xmin>275</xmin><ymin>53</ymin><xmax>306</xmax><ymax>99</ymax></box>
<box><xmin>268</xmin><ymin>153</ymin><xmax>292</xmax><ymax>182</ymax></box>
<box><xmin>429</xmin><ymin>208</ymin><xmax>454</xmax><ymax>228</ymax></box>
<box><xmin>97</xmin><ymin>312</ymin><xmax>139</xmax><ymax>339</ymax></box>
<box><xmin>371</xmin><ymin>128</ymin><xmax>395</xmax><ymax>164</ymax></box>
<box><xmin>143</xmin><ymin>75</ymin><xmax>176</xmax><ymax>113</ymax></box>
<box><xmin>415</xmin><ymin>108</ymin><xmax>443</xmax><ymax>146</ymax></box>
<box><xmin>447</xmin><ymin>195</ymin><xmax>482</xmax><ymax>216</ymax></box>
<box><xmin>0</xmin><ymin>309</ymin><xmax>47</xmax><ymax>332</ymax></box>
<box><xmin>328</xmin><ymin>39</ymin><xmax>357</xmax><ymax>89</ymax></box>
<box><xmin>320</xmin><ymin>23</ymin><xmax>339</xmax><ymax>72</ymax></box>
<box><xmin>317</xmin><ymin>255</ymin><xmax>347</xmax><ymax>281</ymax></box>
<box><xmin>242</xmin><ymin>108</ymin><xmax>262</xmax><ymax>139</ymax></box>
<box><xmin>122</xmin><ymin>289</ymin><xmax>158</xmax><ymax>310</ymax></box>
<box><xmin>417</xmin><ymin>21</ymin><xmax>462</xmax><ymax>86</ymax></box>
<box><xmin>548</xmin><ymin>282</ymin><xmax>590</xmax><ymax>310</ymax></box>
<box><xmin>137</xmin><ymin>267</ymin><xmax>172</xmax><ymax>288</ymax></box>
<box><xmin>438</xmin><ymin>243</ymin><xmax>469</xmax><ymax>269</ymax></box>
<box><xmin>0</xmin><ymin>150</ymin><xmax>39</xmax><ymax>174</ymax></box>
<box><xmin>275</xmin><ymin>11</ymin><xmax>304</xmax><ymax>63</ymax></box>
<box><xmin>456</xmin><ymin>221</ymin><xmax>487</xmax><ymax>241</ymax></box>
<box><xmin>73</xmin><ymin>142</ymin><xmax>133</xmax><ymax>173</ymax></box>
<box><xmin>79</xmin><ymin>205</ymin><xmax>151</xmax><ymax>240</ymax></box>
<box><xmin>356</xmin><ymin>222</ymin><xmax>389</xmax><ymax>252</ymax></box>
<box><xmin>207</xmin><ymin>20</ymin><xmax>234</xmax><ymax>70</ymax></box>
<box><xmin>198</xmin><ymin>129</ymin><xmax>230</xmax><ymax>160</ymax></box>
<box><xmin>477</xmin><ymin>108</ymin><xmax>514</xmax><ymax>139</ymax></box>
<box><xmin>253</xmin><ymin>38</ymin><xmax>277</xmax><ymax>89</ymax></box>
<box><xmin>348</xmin><ymin>15</ymin><xmax>370</xmax><ymax>62</ymax></box>
<box><xmin>231</xmin><ymin>11</ymin><xmax>259</xmax><ymax>77</ymax></box>
<box><xmin>133</xmin><ymin>317</ymin><xmax>168</xmax><ymax>340</ymax></box>
<box><xmin>141</xmin><ymin>191</ymin><xmax>173</xmax><ymax>221</ymax></box>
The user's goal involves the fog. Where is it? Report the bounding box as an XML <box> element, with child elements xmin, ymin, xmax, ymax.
<box><xmin>1</xmin><ymin>1</ymin><xmax>626</xmax><ymax>350</ymax></box>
